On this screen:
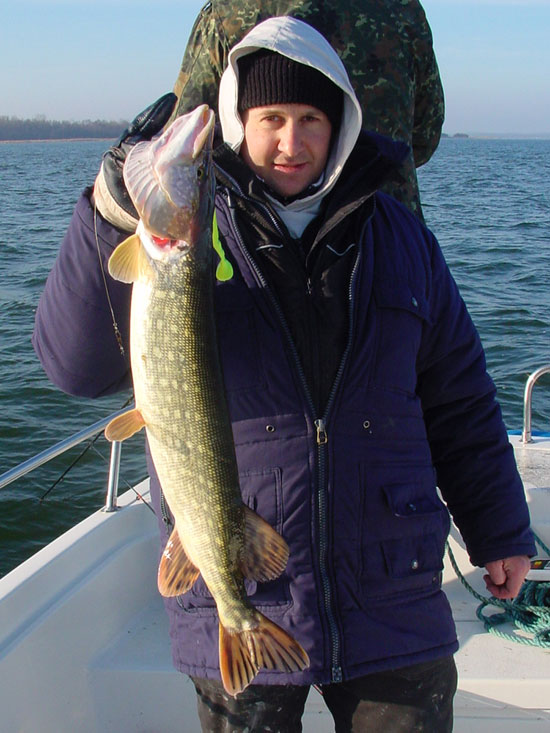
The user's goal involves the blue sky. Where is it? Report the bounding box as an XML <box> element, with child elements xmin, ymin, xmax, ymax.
<box><xmin>2</xmin><ymin>0</ymin><xmax>549</xmax><ymax>134</ymax></box>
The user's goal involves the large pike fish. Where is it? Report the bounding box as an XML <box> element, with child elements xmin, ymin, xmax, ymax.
<box><xmin>104</xmin><ymin>105</ymin><xmax>309</xmax><ymax>695</ymax></box>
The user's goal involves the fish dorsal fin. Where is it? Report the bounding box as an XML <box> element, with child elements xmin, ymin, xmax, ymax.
<box><xmin>104</xmin><ymin>408</ymin><xmax>146</xmax><ymax>442</ymax></box>
<box><xmin>108</xmin><ymin>233</ymin><xmax>150</xmax><ymax>283</ymax></box>
<box><xmin>219</xmin><ymin>611</ymin><xmax>310</xmax><ymax>696</ymax></box>
<box><xmin>240</xmin><ymin>506</ymin><xmax>289</xmax><ymax>582</ymax></box>
<box><xmin>158</xmin><ymin>526</ymin><xmax>200</xmax><ymax>597</ymax></box>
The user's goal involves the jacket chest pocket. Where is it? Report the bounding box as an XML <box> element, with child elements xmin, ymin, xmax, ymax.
<box><xmin>371</xmin><ymin>283</ymin><xmax>431</xmax><ymax>395</ymax></box>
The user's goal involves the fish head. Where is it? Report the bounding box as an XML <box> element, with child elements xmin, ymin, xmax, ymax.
<box><xmin>123</xmin><ymin>104</ymin><xmax>215</xmax><ymax>250</ymax></box>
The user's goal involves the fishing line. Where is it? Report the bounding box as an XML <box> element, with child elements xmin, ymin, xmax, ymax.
<box><xmin>91</xmin><ymin>204</ymin><xmax>155</xmax><ymax>511</ymax></box>
<box><xmin>86</xmin><ymin>440</ymin><xmax>155</xmax><ymax>513</ymax></box>
<box><xmin>93</xmin><ymin>198</ymin><xmax>125</xmax><ymax>356</ymax></box>
<box><xmin>38</xmin><ymin>432</ymin><xmax>103</xmax><ymax>503</ymax></box>
<box><xmin>104</xmin><ymin>459</ymin><xmax>156</xmax><ymax>515</ymax></box>
<box><xmin>38</xmin><ymin>396</ymin><xmax>155</xmax><ymax>515</ymax></box>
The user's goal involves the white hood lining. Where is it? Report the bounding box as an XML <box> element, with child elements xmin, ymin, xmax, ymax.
<box><xmin>218</xmin><ymin>16</ymin><xmax>363</xmax><ymax>214</ymax></box>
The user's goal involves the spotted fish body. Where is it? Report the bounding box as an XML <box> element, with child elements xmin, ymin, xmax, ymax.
<box><xmin>105</xmin><ymin>105</ymin><xmax>308</xmax><ymax>695</ymax></box>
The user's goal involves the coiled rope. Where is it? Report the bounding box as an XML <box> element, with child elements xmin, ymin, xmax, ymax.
<box><xmin>446</xmin><ymin>532</ymin><xmax>550</xmax><ymax>648</ymax></box>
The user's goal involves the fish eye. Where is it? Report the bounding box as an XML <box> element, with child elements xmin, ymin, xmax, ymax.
<box><xmin>197</xmin><ymin>166</ymin><xmax>204</xmax><ymax>179</ymax></box>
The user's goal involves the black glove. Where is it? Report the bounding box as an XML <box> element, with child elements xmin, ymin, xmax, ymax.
<box><xmin>94</xmin><ymin>93</ymin><xmax>177</xmax><ymax>228</ymax></box>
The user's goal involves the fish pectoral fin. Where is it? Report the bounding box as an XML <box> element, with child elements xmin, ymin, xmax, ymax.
<box><xmin>240</xmin><ymin>506</ymin><xmax>289</xmax><ymax>582</ymax></box>
<box><xmin>219</xmin><ymin>612</ymin><xmax>310</xmax><ymax>696</ymax></box>
<box><xmin>108</xmin><ymin>233</ymin><xmax>150</xmax><ymax>283</ymax></box>
<box><xmin>104</xmin><ymin>408</ymin><xmax>146</xmax><ymax>442</ymax></box>
<box><xmin>158</xmin><ymin>527</ymin><xmax>200</xmax><ymax>597</ymax></box>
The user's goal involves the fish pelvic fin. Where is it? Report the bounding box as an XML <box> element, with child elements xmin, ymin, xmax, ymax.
<box><xmin>158</xmin><ymin>526</ymin><xmax>200</xmax><ymax>597</ymax></box>
<box><xmin>219</xmin><ymin>612</ymin><xmax>310</xmax><ymax>696</ymax></box>
<box><xmin>108</xmin><ymin>233</ymin><xmax>150</xmax><ymax>283</ymax></box>
<box><xmin>240</xmin><ymin>506</ymin><xmax>290</xmax><ymax>582</ymax></box>
<box><xmin>104</xmin><ymin>407</ymin><xmax>146</xmax><ymax>442</ymax></box>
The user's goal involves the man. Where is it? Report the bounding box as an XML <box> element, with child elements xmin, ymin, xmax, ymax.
<box><xmin>33</xmin><ymin>16</ymin><xmax>534</xmax><ymax>732</ymax></box>
<box><xmin>170</xmin><ymin>0</ymin><xmax>445</xmax><ymax>218</ymax></box>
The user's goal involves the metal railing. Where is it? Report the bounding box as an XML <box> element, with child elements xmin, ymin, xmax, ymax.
<box><xmin>522</xmin><ymin>365</ymin><xmax>550</xmax><ymax>443</ymax></box>
<box><xmin>1</xmin><ymin>364</ymin><xmax>549</xmax><ymax>505</ymax></box>
<box><xmin>0</xmin><ymin>406</ymin><xmax>134</xmax><ymax>512</ymax></box>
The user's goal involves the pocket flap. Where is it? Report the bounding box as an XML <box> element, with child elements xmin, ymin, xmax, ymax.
<box><xmin>383</xmin><ymin>485</ymin><xmax>443</xmax><ymax>518</ymax></box>
<box><xmin>373</xmin><ymin>282</ymin><xmax>431</xmax><ymax>323</ymax></box>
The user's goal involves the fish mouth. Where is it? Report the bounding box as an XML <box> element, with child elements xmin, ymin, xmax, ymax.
<box><xmin>125</xmin><ymin>104</ymin><xmax>215</xmax><ymax>187</ymax></box>
<box><xmin>137</xmin><ymin>220</ymin><xmax>191</xmax><ymax>260</ymax></box>
<box><xmin>122</xmin><ymin>105</ymin><xmax>215</xmax><ymax>239</ymax></box>
<box><xmin>152</xmin><ymin>104</ymin><xmax>215</xmax><ymax>174</ymax></box>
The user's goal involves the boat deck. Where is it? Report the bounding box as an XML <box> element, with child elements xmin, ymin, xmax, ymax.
<box><xmin>0</xmin><ymin>435</ymin><xmax>549</xmax><ymax>731</ymax></box>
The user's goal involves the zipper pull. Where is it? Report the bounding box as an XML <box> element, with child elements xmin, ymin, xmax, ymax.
<box><xmin>315</xmin><ymin>418</ymin><xmax>328</xmax><ymax>445</ymax></box>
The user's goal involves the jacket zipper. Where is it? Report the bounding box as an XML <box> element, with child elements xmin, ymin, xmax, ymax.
<box><xmin>312</xmin><ymin>250</ymin><xmax>362</xmax><ymax>684</ymax></box>
<box><xmin>223</xmin><ymin>189</ymin><xmax>362</xmax><ymax>683</ymax></box>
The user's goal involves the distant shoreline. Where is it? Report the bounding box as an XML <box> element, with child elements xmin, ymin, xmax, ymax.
<box><xmin>442</xmin><ymin>133</ymin><xmax>550</xmax><ymax>140</ymax></box>
<box><xmin>3</xmin><ymin>135</ymin><xmax>548</xmax><ymax>144</ymax></box>
<box><xmin>0</xmin><ymin>137</ymin><xmax>114</xmax><ymax>144</ymax></box>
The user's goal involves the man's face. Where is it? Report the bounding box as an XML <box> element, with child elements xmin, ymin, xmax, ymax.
<box><xmin>240</xmin><ymin>104</ymin><xmax>332</xmax><ymax>198</ymax></box>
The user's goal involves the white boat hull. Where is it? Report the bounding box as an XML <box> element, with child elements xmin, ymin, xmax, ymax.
<box><xmin>1</xmin><ymin>435</ymin><xmax>549</xmax><ymax>731</ymax></box>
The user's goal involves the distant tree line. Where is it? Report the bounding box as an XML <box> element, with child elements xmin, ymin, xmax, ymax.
<box><xmin>0</xmin><ymin>115</ymin><xmax>129</xmax><ymax>141</ymax></box>
<box><xmin>440</xmin><ymin>132</ymin><xmax>470</xmax><ymax>139</ymax></box>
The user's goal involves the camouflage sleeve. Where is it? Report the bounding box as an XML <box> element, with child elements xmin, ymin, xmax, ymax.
<box><xmin>171</xmin><ymin>2</ymin><xmax>231</xmax><ymax>120</ymax></box>
<box><xmin>410</xmin><ymin>4</ymin><xmax>445</xmax><ymax>167</ymax></box>
<box><xmin>171</xmin><ymin>1</ymin><xmax>323</xmax><ymax>120</ymax></box>
<box><xmin>170</xmin><ymin>0</ymin><xmax>444</xmax><ymax>217</ymax></box>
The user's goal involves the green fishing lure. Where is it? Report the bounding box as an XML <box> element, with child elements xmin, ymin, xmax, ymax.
<box><xmin>212</xmin><ymin>212</ymin><xmax>233</xmax><ymax>282</ymax></box>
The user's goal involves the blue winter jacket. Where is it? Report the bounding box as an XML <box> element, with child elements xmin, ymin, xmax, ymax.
<box><xmin>33</xmin><ymin>132</ymin><xmax>535</xmax><ymax>686</ymax></box>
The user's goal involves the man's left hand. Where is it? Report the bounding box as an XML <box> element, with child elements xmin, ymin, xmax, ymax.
<box><xmin>483</xmin><ymin>555</ymin><xmax>530</xmax><ymax>599</ymax></box>
<box><xmin>94</xmin><ymin>92</ymin><xmax>177</xmax><ymax>231</ymax></box>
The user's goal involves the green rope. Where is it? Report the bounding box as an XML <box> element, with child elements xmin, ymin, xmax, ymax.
<box><xmin>446</xmin><ymin>533</ymin><xmax>550</xmax><ymax>648</ymax></box>
<box><xmin>533</xmin><ymin>531</ymin><xmax>550</xmax><ymax>557</ymax></box>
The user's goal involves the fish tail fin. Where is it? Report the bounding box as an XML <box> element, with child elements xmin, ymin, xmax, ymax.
<box><xmin>219</xmin><ymin>612</ymin><xmax>309</xmax><ymax>696</ymax></box>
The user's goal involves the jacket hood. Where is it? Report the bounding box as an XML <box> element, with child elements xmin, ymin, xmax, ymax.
<box><xmin>218</xmin><ymin>16</ymin><xmax>363</xmax><ymax>219</ymax></box>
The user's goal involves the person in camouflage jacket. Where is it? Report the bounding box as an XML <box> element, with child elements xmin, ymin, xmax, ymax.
<box><xmin>171</xmin><ymin>0</ymin><xmax>445</xmax><ymax>219</ymax></box>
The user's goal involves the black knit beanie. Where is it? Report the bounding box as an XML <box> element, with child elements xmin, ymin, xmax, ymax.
<box><xmin>237</xmin><ymin>50</ymin><xmax>343</xmax><ymax>129</ymax></box>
